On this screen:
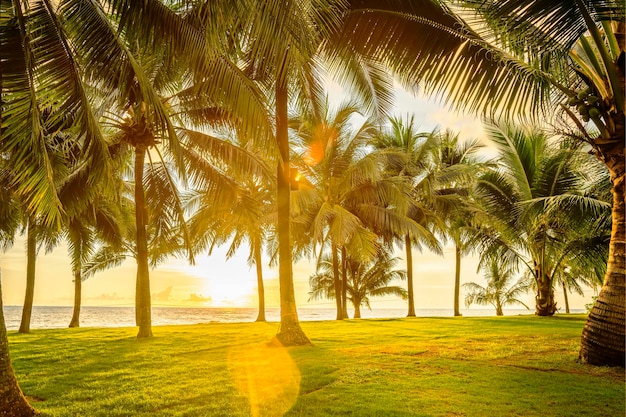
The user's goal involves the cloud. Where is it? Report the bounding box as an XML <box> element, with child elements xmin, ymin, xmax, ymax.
<box><xmin>87</xmin><ymin>293</ymin><xmax>124</xmax><ymax>301</ymax></box>
<box><xmin>187</xmin><ymin>293</ymin><xmax>212</xmax><ymax>303</ymax></box>
<box><xmin>153</xmin><ymin>286</ymin><xmax>173</xmax><ymax>302</ymax></box>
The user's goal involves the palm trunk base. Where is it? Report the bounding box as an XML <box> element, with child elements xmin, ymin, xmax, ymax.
<box><xmin>535</xmin><ymin>287</ymin><xmax>556</xmax><ymax>316</ymax></box>
<box><xmin>579</xmin><ymin>295</ymin><xmax>625</xmax><ymax>367</ymax></box>
<box><xmin>255</xmin><ymin>313</ymin><xmax>266</xmax><ymax>322</ymax></box>
<box><xmin>68</xmin><ymin>317</ymin><xmax>79</xmax><ymax>328</ymax></box>
<box><xmin>0</xmin><ymin>393</ymin><xmax>38</xmax><ymax>417</ymax></box>
<box><xmin>137</xmin><ymin>325</ymin><xmax>153</xmax><ymax>338</ymax></box>
<box><xmin>275</xmin><ymin>321</ymin><xmax>311</xmax><ymax>347</ymax></box>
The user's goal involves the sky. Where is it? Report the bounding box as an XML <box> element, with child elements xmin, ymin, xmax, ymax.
<box><xmin>0</xmin><ymin>88</ymin><xmax>597</xmax><ymax>313</ymax></box>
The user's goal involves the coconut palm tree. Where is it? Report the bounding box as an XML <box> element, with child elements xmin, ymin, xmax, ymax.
<box><xmin>292</xmin><ymin>99</ymin><xmax>419</xmax><ymax>321</ymax></box>
<box><xmin>309</xmin><ymin>247</ymin><xmax>407</xmax><ymax>318</ymax></box>
<box><xmin>428</xmin><ymin>130</ymin><xmax>485</xmax><ymax>317</ymax></box>
<box><xmin>291</xmin><ymin>99</ymin><xmax>380</xmax><ymax>320</ymax></box>
<box><xmin>475</xmin><ymin>122</ymin><xmax>611</xmax><ymax>317</ymax></box>
<box><xmin>463</xmin><ymin>256</ymin><xmax>530</xmax><ymax>316</ymax></box>
<box><xmin>187</xmin><ymin>165</ymin><xmax>274</xmax><ymax>322</ymax></box>
<box><xmin>372</xmin><ymin>116</ymin><xmax>443</xmax><ymax>317</ymax></box>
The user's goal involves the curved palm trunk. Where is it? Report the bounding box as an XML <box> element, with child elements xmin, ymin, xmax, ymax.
<box><xmin>253</xmin><ymin>234</ymin><xmax>266</xmax><ymax>322</ymax></box>
<box><xmin>332</xmin><ymin>242</ymin><xmax>343</xmax><ymax>320</ymax></box>
<box><xmin>405</xmin><ymin>234</ymin><xmax>416</xmax><ymax>317</ymax></box>
<box><xmin>18</xmin><ymin>219</ymin><xmax>37</xmax><ymax>334</ymax></box>
<box><xmin>274</xmin><ymin>81</ymin><xmax>310</xmax><ymax>346</ymax></box>
<box><xmin>340</xmin><ymin>247</ymin><xmax>349</xmax><ymax>319</ymax></box>
<box><xmin>579</xmin><ymin>154</ymin><xmax>625</xmax><ymax>366</ymax></box>
<box><xmin>134</xmin><ymin>146</ymin><xmax>153</xmax><ymax>338</ymax></box>
<box><xmin>0</xmin><ymin>278</ymin><xmax>37</xmax><ymax>416</ymax></box>
<box><xmin>68</xmin><ymin>269</ymin><xmax>82</xmax><ymax>328</ymax></box>
<box><xmin>453</xmin><ymin>242</ymin><xmax>462</xmax><ymax>316</ymax></box>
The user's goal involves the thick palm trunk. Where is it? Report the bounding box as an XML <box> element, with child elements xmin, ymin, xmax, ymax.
<box><xmin>68</xmin><ymin>269</ymin><xmax>82</xmax><ymax>328</ymax></box>
<box><xmin>453</xmin><ymin>243</ymin><xmax>462</xmax><ymax>316</ymax></box>
<box><xmin>579</xmin><ymin>151</ymin><xmax>625</xmax><ymax>366</ymax></box>
<box><xmin>0</xmin><ymin>278</ymin><xmax>38</xmax><ymax>416</ymax></box>
<box><xmin>19</xmin><ymin>219</ymin><xmax>37</xmax><ymax>334</ymax></box>
<box><xmin>340</xmin><ymin>247</ymin><xmax>349</xmax><ymax>319</ymax></box>
<box><xmin>253</xmin><ymin>235</ymin><xmax>266</xmax><ymax>322</ymax></box>
<box><xmin>134</xmin><ymin>146</ymin><xmax>153</xmax><ymax>338</ymax></box>
<box><xmin>405</xmin><ymin>234</ymin><xmax>416</xmax><ymax>317</ymax></box>
<box><xmin>332</xmin><ymin>243</ymin><xmax>343</xmax><ymax>320</ymax></box>
<box><xmin>274</xmin><ymin>81</ymin><xmax>310</xmax><ymax>346</ymax></box>
<box><xmin>534</xmin><ymin>264</ymin><xmax>556</xmax><ymax>316</ymax></box>
<box><xmin>354</xmin><ymin>303</ymin><xmax>361</xmax><ymax>319</ymax></box>
<box><xmin>495</xmin><ymin>300</ymin><xmax>503</xmax><ymax>316</ymax></box>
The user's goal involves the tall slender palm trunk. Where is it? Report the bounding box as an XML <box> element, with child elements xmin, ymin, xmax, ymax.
<box><xmin>562</xmin><ymin>280</ymin><xmax>570</xmax><ymax>314</ymax></box>
<box><xmin>453</xmin><ymin>243</ymin><xmax>462</xmax><ymax>316</ymax></box>
<box><xmin>405</xmin><ymin>234</ymin><xmax>416</xmax><ymax>317</ymax></box>
<box><xmin>579</xmin><ymin>153</ymin><xmax>625</xmax><ymax>366</ymax></box>
<box><xmin>19</xmin><ymin>219</ymin><xmax>37</xmax><ymax>334</ymax></box>
<box><xmin>253</xmin><ymin>235</ymin><xmax>266</xmax><ymax>322</ymax></box>
<box><xmin>68</xmin><ymin>269</ymin><xmax>82</xmax><ymax>327</ymax></box>
<box><xmin>332</xmin><ymin>242</ymin><xmax>343</xmax><ymax>320</ymax></box>
<box><xmin>341</xmin><ymin>247</ymin><xmax>349</xmax><ymax>319</ymax></box>
<box><xmin>134</xmin><ymin>146</ymin><xmax>153</xmax><ymax>338</ymax></box>
<box><xmin>274</xmin><ymin>80</ymin><xmax>310</xmax><ymax>346</ymax></box>
<box><xmin>0</xmin><ymin>278</ymin><xmax>38</xmax><ymax>416</ymax></box>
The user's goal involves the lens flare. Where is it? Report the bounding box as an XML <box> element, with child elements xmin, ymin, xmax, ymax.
<box><xmin>227</xmin><ymin>341</ymin><xmax>301</xmax><ymax>417</ymax></box>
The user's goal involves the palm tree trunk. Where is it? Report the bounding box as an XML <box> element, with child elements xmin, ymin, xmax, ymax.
<box><xmin>253</xmin><ymin>234</ymin><xmax>266</xmax><ymax>322</ymax></box>
<box><xmin>495</xmin><ymin>299</ymin><xmax>503</xmax><ymax>316</ymax></box>
<box><xmin>534</xmin><ymin>263</ymin><xmax>556</xmax><ymax>316</ymax></box>
<box><xmin>405</xmin><ymin>234</ymin><xmax>416</xmax><ymax>317</ymax></box>
<box><xmin>19</xmin><ymin>219</ymin><xmax>37</xmax><ymax>334</ymax></box>
<box><xmin>579</xmin><ymin>150</ymin><xmax>625</xmax><ymax>366</ymax></box>
<box><xmin>354</xmin><ymin>302</ymin><xmax>361</xmax><ymax>319</ymax></box>
<box><xmin>332</xmin><ymin>242</ymin><xmax>343</xmax><ymax>320</ymax></box>
<box><xmin>453</xmin><ymin>242</ymin><xmax>462</xmax><ymax>316</ymax></box>
<box><xmin>274</xmin><ymin>79</ymin><xmax>310</xmax><ymax>346</ymax></box>
<box><xmin>68</xmin><ymin>269</ymin><xmax>82</xmax><ymax>328</ymax></box>
<box><xmin>134</xmin><ymin>146</ymin><xmax>153</xmax><ymax>338</ymax></box>
<box><xmin>562</xmin><ymin>279</ymin><xmax>570</xmax><ymax>314</ymax></box>
<box><xmin>0</xmin><ymin>277</ymin><xmax>38</xmax><ymax>416</ymax></box>
<box><xmin>341</xmin><ymin>247</ymin><xmax>349</xmax><ymax>319</ymax></box>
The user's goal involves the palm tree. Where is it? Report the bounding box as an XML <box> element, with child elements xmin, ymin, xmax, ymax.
<box><xmin>65</xmin><ymin>195</ymin><xmax>128</xmax><ymax>328</ymax></box>
<box><xmin>338</xmin><ymin>0</ymin><xmax>624</xmax><ymax>366</ymax></box>
<box><xmin>463</xmin><ymin>256</ymin><xmax>530</xmax><ymax>316</ymax></box>
<box><xmin>372</xmin><ymin>116</ymin><xmax>442</xmax><ymax>317</ymax></box>
<box><xmin>475</xmin><ymin>123</ymin><xmax>610</xmax><ymax>316</ymax></box>
<box><xmin>187</xmin><ymin>168</ymin><xmax>274</xmax><ymax>322</ymax></box>
<box><xmin>309</xmin><ymin>247</ymin><xmax>408</xmax><ymax>318</ymax></box>
<box><xmin>291</xmin><ymin>99</ymin><xmax>381</xmax><ymax>320</ymax></box>
<box><xmin>428</xmin><ymin>130</ymin><xmax>485</xmax><ymax>317</ymax></box>
<box><xmin>292</xmin><ymin>99</ymin><xmax>418</xmax><ymax>321</ymax></box>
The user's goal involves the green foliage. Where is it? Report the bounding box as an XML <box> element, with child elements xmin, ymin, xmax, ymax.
<box><xmin>7</xmin><ymin>317</ymin><xmax>624</xmax><ymax>416</ymax></box>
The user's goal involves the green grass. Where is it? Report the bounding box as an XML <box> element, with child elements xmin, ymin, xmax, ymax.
<box><xmin>8</xmin><ymin>315</ymin><xmax>624</xmax><ymax>417</ymax></box>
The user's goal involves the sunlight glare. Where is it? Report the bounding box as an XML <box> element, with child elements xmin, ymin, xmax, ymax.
<box><xmin>228</xmin><ymin>342</ymin><xmax>301</xmax><ymax>417</ymax></box>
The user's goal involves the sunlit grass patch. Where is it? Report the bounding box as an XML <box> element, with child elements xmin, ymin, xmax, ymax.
<box><xmin>8</xmin><ymin>315</ymin><xmax>624</xmax><ymax>416</ymax></box>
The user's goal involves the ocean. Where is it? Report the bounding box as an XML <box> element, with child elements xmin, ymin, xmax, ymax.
<box><xmin>0</xmin><ymin>305</ymin><xmax>572</xmax><ymax>331</ymax></box>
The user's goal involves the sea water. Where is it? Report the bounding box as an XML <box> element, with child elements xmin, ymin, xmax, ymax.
<box><xmin>0</xmin><ymin>305</ymin><xmax>574</xmax><ymax>330</ymax></box>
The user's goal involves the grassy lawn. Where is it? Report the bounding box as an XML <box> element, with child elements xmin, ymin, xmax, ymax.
<box><xmin>8</xmin><ymin>315</ymin><xmax>624</xmax><ymax>417</ymax></box>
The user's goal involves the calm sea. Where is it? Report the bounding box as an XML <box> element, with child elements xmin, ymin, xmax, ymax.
<box><xmin>0</xmin><ymin>305</ymin><xmax>573</xmax><ymax>331</ymax></box>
